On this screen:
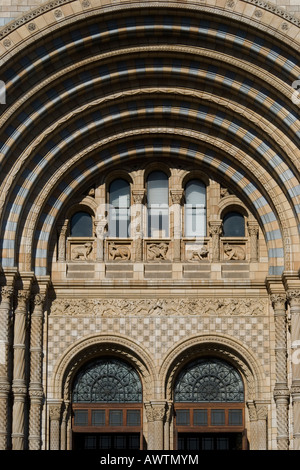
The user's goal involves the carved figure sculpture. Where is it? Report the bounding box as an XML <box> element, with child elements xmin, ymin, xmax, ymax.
<box><xmin>71</xmin><ymin>242</ymin><xmax>93</xmax><ymax>260</ymax></box>
<box><xmin>109</xmin><ymin>242</ymin><xmax>131</xmax><ymax>260</ymax></box>
<box><xmin>147</xmin><ymin>243</ymin><xmax>168</xmax><ymax>260</ymax></box>
<box><xmin>224</xmin><ymin>243</ymin><xmax>245</xmax><ymax>260</ymax></box>
<box><xmin>189</xmin><ymin>246</ymin><xmax>209</xmax><ymax>261</ymax></box>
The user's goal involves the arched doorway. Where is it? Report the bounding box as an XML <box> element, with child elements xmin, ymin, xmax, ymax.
<box><xmin>71</xmin><ymin>357</ymin><xmax>143</xmax><ymax>450</ymax></box>
<box><xmin>173</xmin><ymin>357</ymin><xmax>247</xmax><ymax>450</ymax></box>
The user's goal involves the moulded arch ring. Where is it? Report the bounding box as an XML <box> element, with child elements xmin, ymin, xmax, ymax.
<box><xmin>50</xmin><ymin>333</ymin><xmax>157</xmax><ymax>403</ymax></box>
<box><xmin>159</xmin><ymin>333</ymin><xmax>266</xmax><ymax>403</ymax></box>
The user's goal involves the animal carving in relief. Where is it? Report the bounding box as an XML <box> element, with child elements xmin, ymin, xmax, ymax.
<box><xmin>188</xmin><ymin>246</ymin><xmax>209</xmax><ymax>261</ymax></box>
<box><xmin>224</xmin><ymin>243</ymin><xmax>245</xmax><ymax>260</ymax></box>
<box><xmin>109</xmin><ymin>242</ymin><xmax>131</xmax><ymax>260</ymax></box>
<box><xmin>71</xmin><ymin>242</ymin><xmax>93</xmax><ymax>260</ymax></box>
<box><xmin>147</xmin><ymin>243</ymin><xmax>169</xmax><ymax>260</ymax></box>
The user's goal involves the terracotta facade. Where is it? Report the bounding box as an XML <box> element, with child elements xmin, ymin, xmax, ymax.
<box><xmin>0</xmin><ymin>0</ymin><xmax>300</xmax><ymax>451</ymax></box>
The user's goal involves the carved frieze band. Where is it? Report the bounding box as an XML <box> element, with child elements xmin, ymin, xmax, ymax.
<box><xmin>50</xmin><ymin>297</ymin><xmax>267</xmax><ymax>317</ymax></box>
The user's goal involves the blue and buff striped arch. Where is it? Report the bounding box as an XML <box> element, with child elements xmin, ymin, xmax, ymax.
<box><xmin>0</xmin><ymin>0</ymin><xmax>299</xmax><ymax>276</ymax></box>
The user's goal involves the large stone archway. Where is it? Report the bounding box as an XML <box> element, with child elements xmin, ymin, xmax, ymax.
<box><xmin>48</xmin><ymin>333</ymin><xmax>157</xmax><ymax>450</ymax></box>
<box><xmin>160</xmin><ymin>334</ymin><xmax>268</xmax><ymax>450</ymax></box>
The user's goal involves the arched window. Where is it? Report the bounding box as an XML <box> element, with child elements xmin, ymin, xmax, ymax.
<box><xmin>72</xmin><ymin>357</ymin><xmax>142</xmax><ymax>403</ymax></box>
<box><xmin>223</xmin><ymin>211</ymin><xmax>245</xmax><ymax>237</ymax></box>
<box><xmin>174</xmin><ymin>358</ymin><xmax>244</xmax><ymax>403</ymax></box>
<box><xmin>185</xmin><ymin>180</ymin><xmax>206</xmax><ymax>237</ymax></box>
<box><xmin>109</xmin><ymin>179</ymin><xmax>130</xmax><ymax>238</ymax></box>
<box><xmin>72</xmin><ymin>358</ymin><xmax>143</xmax><ymax>450</ymax></box>
<box><xmin>174</xmin><ymin>358</ymin><xmax>245</xmax><ymax>450</ymax></box>
<box><xmin>70</xmin><ymin>211</ymin><xmax>93</xmax><ymax>237</ymax></box>
<box><xmin>147</xmin><ymin>171</ymin><xmax>169</xmax><ymax>237</ymax></box>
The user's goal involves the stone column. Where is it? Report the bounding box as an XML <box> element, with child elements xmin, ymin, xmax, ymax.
<box><xmin>95</xmin><ymin>217</ymin><xmax>107</xmax><ymax>261</ymax></box>
<box><xmin>163</xmin><ymin>402</ymin><xmax>173</xmax><ymax>450</ymax></box>
<box><xmin>255</xmin><ymin>402</ymin><xmax>268</xmax><ymax>450</ymax></box>
<box><xmin>57</xmin><ymin>220</ymin><xmax>68</xmax><ymax>261</ymax></box>
<box><xmin>132</xmin><ymin>190</ymin><xmax>145</xmax><ymax>262</ymax></box>
<box><xmin>60</xmin><ymin>401</ymin><xmax>70</xmax><ymax>450</ymax></box>
<box><xmin>28</xmin><ymin>291</ymin><xmax>47</xmax><ymax>450</ymax></box>
<box><xmin>170</xmin><ymin>190</ymin><xmax>183</xmax><ymax>262</ymax></box>
<box><xmin>12</xmin><ymin>289</ymin><xmax>30</xmax><ymax>450</ymax></box>
<box><xmin>49</xmin><ymin>401</ymin><xmax>63</xmax><ymax>450</ymax></box>
<box><xmin>246</xmin><ymin>401</ymin><xmax>258</xmax><ymax>450</ymax></box>
<box><xmin>271</xmin><ymin>293</ymin><xmax>290</xmax><ymax>450</ymax></box>
<box><xmin>0</xmin><ymin>285</ymin><xmax>14</xmax><ymax>450</ymax></box>
<box><xmin>247</xmin><ymin>222</ymin><xmax>259</xmax><ymax>262</ymax></box>
<box><xmin>209</xmin><ymin>219</ymin><xmax>222</xmax><ymax>262</ymax></box>
<box><xmin>145</xmin><ymin>401</ymin><xmax>167</xmax><ymax>450</ymax></box>
<box><xmin>287</xmin><ymin>290</ymin><xmax>300</xmax><ymax>450</ymax></box>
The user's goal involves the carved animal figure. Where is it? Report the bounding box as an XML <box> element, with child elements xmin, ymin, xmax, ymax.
<box><xmin>109</xmin><ymin>242</ymin><xmax>131</xmax><ymax>260</ymax></box>
<box><xmin>72</xmin><ymin>242</ymin><xmax>93</xmax><ymax>260</ymax></box>
<box><xmin>148</xmin><ymin>243</ymin><xmax>168</xmax><ymax>260</ymax></box>
<box><xmin>224</xmin><ymin>243</ymin><xmax>245</xmax><ymax>260</ymax></box>
<box><xmin>189</xmin><ymin>246</ymin><xmax>209</xmax><ymax>261</ymax></box>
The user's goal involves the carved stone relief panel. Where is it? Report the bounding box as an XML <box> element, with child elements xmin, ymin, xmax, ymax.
<box><xmin>222</xmin><ymin>241</ymin><xmax>246</xmax><ymax>260</ymax></box>
<box><xmin>185</xmin><ymin>241</ymin><xmax>210</xmax><ymax>261</ymax></box>
<box><xmin>50</xmin><ymin>297</ymin><xmax>268</xmax><ymax>317</ymax></box>
<box><xmin>145</xmin><ymin>241</ymin><xmax>170</xmax><ymax>261</ymax></box>
<box><xmin>68</xmin><ymin>239</ymin><xmax>95</xmax><ymax>261</ymax></box>
<box><xmin>106</xmin><ymin>240</ymin><xmax>132</xmax><ymax>261</ymax></box>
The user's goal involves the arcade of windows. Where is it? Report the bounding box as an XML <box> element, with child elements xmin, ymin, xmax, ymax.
<box><xmin>59</xmin><ymin>168</ymin><xmax>257</xmax><ymax>265</ymax></box>
<box><xmin>71</xmin><ymin>357</ymin><xmax>246</xmax><ymax>450</ymax></box>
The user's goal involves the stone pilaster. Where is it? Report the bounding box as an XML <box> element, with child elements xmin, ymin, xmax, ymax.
<box><xmin>49</xmin><ymin>401</ymin><xmax>63</xmax><ymax>450</ymax></box>
<box><xmin>209</xmin><ymin>219</ymin><xmax>222</xmax><ymax>261</ymax></box>
<box><xmin>95</xmin><ymin>217</ymin><xmax>107</xmax><ymax>261</ymax></box>
<box><xmin>287</xmin><ymin>290</ymin><xmax>300</xmax><ymax>450</ymax></box>
<box><xmin>0</xmin><ymin>285</ymin><xmax>14</xmax><ymax>450</ymax></box>
<box><xmin>57</xmin><ymin>220</ymin><xmax>68</xmax><ymax>261</ymax></box>
<box><xmin>247</xmin><ymin>222</ymin><xmax>259</xmax><ymax>262</ymax></box>
<box><xmin>60</xmin><ymin>401</ymin><xmax>70</xmax><ymax>450</ymax></box>
<box><xmin>247</xmin><ymin>401</ymin><xmax>258</xmax><ymax>450</ymax></box>
<box><xmin>170</xmin><ymin>190</ymin><xmax>183</xmax><ymax>262</ymax></box>
<box><xmin>255</xmin><ymin>402</ymin><xmax>268</xmax><ymax>450</ymax></box>
<box><xmin>145</xmin><ymin>401</ymin><xmax>167</xmax><ymax>450</ymax></box>
<box><xmin>28</xmin><ymin>290</ymin><xmax>47</xmax><ymax>450</ymax></box>
<box><xmin>132</xmin><ymin>190</ymin><xmax>145</xmax><ymax>262</ymax></box>
<box><xmin>163</xmin><ymin>402</ymin><xmax>173</xmax><ymax>450</ymax></box>
<box><xmin>271</xmin><ymin>293</ymin><xmax>290</xmax><ymax>450</ymax></box>
<box><xmin>12</xmin><ymin>289</ymin><xmax>30</xmax><ymax>450</ymax></box>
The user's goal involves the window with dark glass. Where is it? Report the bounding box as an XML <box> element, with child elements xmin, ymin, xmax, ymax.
<box><xmin>147</xmin><ymin>171</ymin><xmax>169</xmax><ymax>237</ymax></box>
<box><xmin>72</xmin><ymin>358</ymin><xmax>142</xmax><ymax>403</ymax></box>
<box><xmin>223</xmin><ymin>211</ymin><xmax>245</xmax><ymax>237</ymax></box>
<box><xmin>109</xmin><ymin>179</ymin><xmax>130</xmax><ymax>237</ymax></box>
<box><xmin>70</xmin><ymin>211</ymin><xmax>93</xmax><ymax>237</ymax></box>
<box><xmin>176</xmin><ymin>409</ymin><xmax>190</xmax><ymax>426</ymax></box>
<box><xmin>193</xmin><ymin>409</ymin><xmax>208</xmax><ymax>426</ymax></box>
<box><xmin>185</xmin><ymin>179</ymin><xmax>206</xmax><ymax>237</ymax></box>
<box><xmin>174</xmin><ymin>358</ymin><xmax>244</xmax><ymax>403</ymax></box>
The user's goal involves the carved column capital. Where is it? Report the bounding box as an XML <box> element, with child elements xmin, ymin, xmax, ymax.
<box><xmin>1</xmin><ymin>286</ymin><xmax>14</xmax><ymax>301</ymax></box>
<box><xmin>208</xmin><ymin>219</ymin><xmax>222</xmax><ymax>235</ymax></box>
<box><xmin>49</xmin><ymin>401</ymin><xmax>63</xmax><ymax>421</ymax></box>
<box><xmin>132</xmin><ymin>189</ymin><xmax>145</xmax><ymax>204</ymax></box>
<box><xmin>287</xmin><ymin>290</ymin><xmax>300</xmax><ymax>308</ymax></box>
<box><xmin>270</xmin><ymin>293</ymin><xmax>286</xmax><ymax>311</ymax></box>
<box><xmin>170</xmin><ymin>189</ymin><xmax>183</xmax><ymax>205</ymax></box>
<box><xmin>144</xmin><ymin>401</ymin><xmax>167</xmax><ymax>422</ymax></box>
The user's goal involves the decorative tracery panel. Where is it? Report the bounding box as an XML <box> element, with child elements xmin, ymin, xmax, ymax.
<box><xmin>174</xmin><ymin>358</ymin><xmax>244</xmax><ymax>403</ymax></box>
<box><xmin>72</xmin><ymin>358</ymin><xmax>142</xmax><ymax>403</ymax></box>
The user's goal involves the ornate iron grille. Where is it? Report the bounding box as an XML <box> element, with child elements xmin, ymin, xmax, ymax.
<box><xmin>72</xmin><ymin>358</ymin><xmax>142</xmax><ymax>403</ymax></box>
<box><xmin>174</xmin><ymin>358</ymin><xmax>244</xmax><ymax>402</ymax></box>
